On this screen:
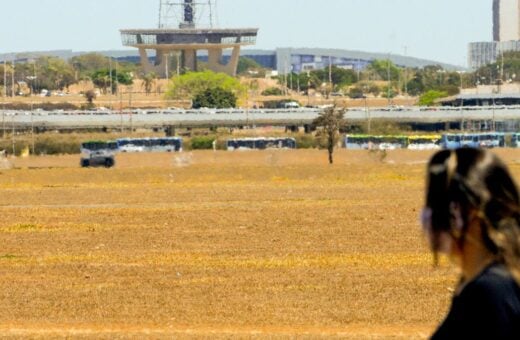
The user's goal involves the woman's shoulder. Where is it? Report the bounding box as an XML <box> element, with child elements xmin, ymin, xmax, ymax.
<box><xmin>460</xmin><ymin>263</ymin><xmax>520</xmax><ymax>307</ymax></box>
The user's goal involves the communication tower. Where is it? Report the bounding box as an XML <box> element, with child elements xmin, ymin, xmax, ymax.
<box><xmin>158</xmin><ymin>0</ymin><xmax>216</xmax><ymax>29</ymax></box>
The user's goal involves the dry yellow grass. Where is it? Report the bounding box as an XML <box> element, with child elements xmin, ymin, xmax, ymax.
<box><xmin>2</xmin><ymin>149</ymin><xmax>520</xmax><ymax>338</ymax></box>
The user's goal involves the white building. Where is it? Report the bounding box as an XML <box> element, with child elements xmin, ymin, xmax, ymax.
<box><xmin>494</xmin><ymin>0</ymin><xmax>520</xmax><ymax>41</ymax></box>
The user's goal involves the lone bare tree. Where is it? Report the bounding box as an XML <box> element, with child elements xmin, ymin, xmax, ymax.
<box><xmin>84</xmin><ymin>90</ymin><xmax>97</xmax><ymax>109</ymax></box>
<box><xmin>313</xmin><ymin>106</ymin><xmax>346</xmax><ymax>164</ymax></box>
<box><xmin>142</xmin><ymin>72</ymin><xmax>157</xmax><ymax>96</ymax></box>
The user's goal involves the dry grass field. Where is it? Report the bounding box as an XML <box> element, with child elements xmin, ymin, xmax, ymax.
<box><xmin>2</xmin><ymin>149</ymin><xmax>520</xmax><ymax>338</ymax></box>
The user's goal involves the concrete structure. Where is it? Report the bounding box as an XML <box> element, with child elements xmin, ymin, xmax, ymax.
<box><xmin>493</xmin><ymin>0</ymin><xmax>520</xmax><ymax>41</ymax></box>
<box><xmin>441</xmin><ymin>83</ymin><xmax>520</xmax><ymax>106</ymax></box>
<box><xmin>4</xmin><ymin>107</ymin><xmax>520</xmax><ymax>133</ymax></box>
<box><xmin>120</xmin><ymin>1</ymin><xmax>258</xmax><ymax>78</ymax></box>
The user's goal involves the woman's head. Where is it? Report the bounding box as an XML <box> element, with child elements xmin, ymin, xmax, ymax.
<box><xmin>422</xmin><ymin>148</ymin><xmax>520</xmax><ymax>280</ymax></box>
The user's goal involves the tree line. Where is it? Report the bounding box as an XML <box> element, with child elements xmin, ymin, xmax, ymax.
<box><xmin>0</xmin><ymin>53</ymin><xmax>136</xmax><ymax>96</ymax></box>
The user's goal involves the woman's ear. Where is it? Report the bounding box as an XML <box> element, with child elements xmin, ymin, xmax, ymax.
<box><xmin>450</xmin><ymin>202</ymin><xmax>464</xmax><ymax>232</ymax></box>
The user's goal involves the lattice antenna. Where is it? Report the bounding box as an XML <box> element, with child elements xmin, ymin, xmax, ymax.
<box><xmin>158</xmin><ymin>0</ymin><xmax>215</xmax><ymax>29</ymax></box>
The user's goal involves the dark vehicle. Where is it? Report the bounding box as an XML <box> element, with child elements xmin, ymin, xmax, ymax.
<box><xmin>81</xmin><ymin>151</ymin><xmax>115</xmax><ymax>168</ymax></box>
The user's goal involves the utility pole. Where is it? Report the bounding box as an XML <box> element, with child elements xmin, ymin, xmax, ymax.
<box><xmin>109</xmin><ymin>57</ymin><xmax>114</xmax><ymax>110</ymax></box>
<box><xmin>329</xmin><ymin>56</ymin><xmax>333</xmax><ymax>95</ymax></box>
<box><xmin>30</xmin><ymin>101</ymin><xmax>34</xmax><ymax>155</ymax></box>
<box><xmin>208</xmin><ymin>0</ymin><xmax>214</xmax><ymax>27</ymax></box>
<box><xmin>387</xmin><ymin>55</ymin><xmax>391</xmax><ymax>106</ymax></box>
<box><xmin>176</xmin><ymin>52</ymin><xmax>181</xmax><ymax>76</ymax></box>
<box><xmin>499</xmin><ymin>47</ymin><xmax>504</xmax><ymax>94</ymax></box>
<box><xmin>2</xmin><ymin>60</ymin><xmax>6</xmax><ymax>139</ymax></box>
<box><xmin>11</xmin><ymin>60</ymin><xmax>15</xmax><ymax>98</ymax></box>
<box><xmin>119</xmin><ymin>89</ymin><xmax>124</xmax><ymax>133</ymax></box>
<box><xmin>109</xmin><ymin>57</ymin><xmax>113</xmax><ymax>95</ymax></box>
<box><xmin>11</xmin><ymin>112</ymin><xmax>15</xmax><ymax>156</ymax></box>
<box><xmin>403</xmin><ymin>46</ymin><xmax>408</xmax><ymax>97</ymax></box>
<box><xmin>129</xmin><ymin>87</ymin><xmax>133</xmax><ymax>133</ymax></box>
<box><xmin>165</xmin><ymin>53</ymin><xmax>169</xmax><ymax>79</ymax></box>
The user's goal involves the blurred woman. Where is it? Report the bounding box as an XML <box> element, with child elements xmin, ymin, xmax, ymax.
<box><xmin>421</xmin><ymin>148</ymin><xmax>520</xmax><ymax>339</ymax></box>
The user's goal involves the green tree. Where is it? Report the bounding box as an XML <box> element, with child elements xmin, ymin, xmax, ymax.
<box><xmin>91</xmin><ymin>69</ymin><xmax>133</xmax><ymax>94</ymax></box>
<box><xmin>71</xmin><ymin>53</ymin><xmax>112</xmax><ymax>78</ymax></box>
<box><xmin>192</xmin><ymin>87</ymin><xmax>237</xmax><ymax>108</ymax></box>
<box><xmin>29</xmin><ymin>57</ymin><xmax>75</xmax><ymax>91</ymax></box>
<box><xmin>381</xmin><ymin>85</ymin><xmax>397</xmax><ymax>99</ymax></box>
<box><xmin>406</xmin><ymin>75</ymin><xmax>425</xmax><ymax>96</ymax></box>
<box><xmin>418</xmin><ymin>90</ymin><xmax>449</xmax><ymax>106</ymax></box>
<box><xmin>165</xmin><ymin>70</ymin><xmax>245</xmax><ymax>101</ymax></box>
<box><xmin>312</xmin><ymin>66</ymin><xmax>358</xmax><ymax>89</ymax></box>
<box><xmin>237</xmin><ymin>57</ymin><xmax>263</xmax><ymax>75</ymax></box>
<box><xmin>369</xmin><ymin>60</ymin><xmax>401</xmax><ymax>81</ymax></box>
<box><xmin>473</xmin><ymin>51</ymin><xmax>520</xmax><ymax>85</ymax></box>
<box><xmin>312</xmin><ymin>106</ymin><xmax>346</xmax><ymax>165</ymax></box>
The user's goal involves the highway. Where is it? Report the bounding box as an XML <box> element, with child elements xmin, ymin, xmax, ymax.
<box><xmin>1</xmin><ymin>106</ymin><xmax>519</xmax><ymax>130</ymax></box>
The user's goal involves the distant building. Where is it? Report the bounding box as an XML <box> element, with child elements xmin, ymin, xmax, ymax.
<box><xmin>0</xmin><ymin>48</ymin><xmax>464</xmax><ymax>73</ymax></box>
<box><xmin>470</xmin><ymin>0</ymin><xmax>520</xmax><ymax>69</ymax></box>
<box><xmin>273</xmin><ymin>48</ymin><xmax>462</xmax><ymax>74</ymax></box>
<box><xmin>200</xmin><ymin>48</ymin><xmax>463</xmax><ymax>74</ymax></box>
<box><xmin>440</xmin><ymin>84</ymin><xmax>520</xmax><ymax>106</ymax></box>
<box><xmin>469</xmin><ymin>40</ymin><xmax>520</xmax><ymax>69</ymax></box>
<box><xmin>493</xmin><ymin>0</ymin><xmax>520</xmax><ymax>41</ymax></box>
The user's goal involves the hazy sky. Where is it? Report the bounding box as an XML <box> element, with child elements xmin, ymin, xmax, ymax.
<box><xmin>0</xmin><ymin>0</ymin><xmax>492</xmax><ymax>66</ymax></box>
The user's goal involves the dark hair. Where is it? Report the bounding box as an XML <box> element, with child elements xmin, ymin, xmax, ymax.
<box><xmin>425</xmin><ymin>148</ymin><xmax>520</xmax><ymax>282</ymax></box>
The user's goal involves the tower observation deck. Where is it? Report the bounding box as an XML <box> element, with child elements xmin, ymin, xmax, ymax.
<box><xmin>120</xmin><ymin>1</ymin><xmax>258</xmax><ymax>78</ymax></box>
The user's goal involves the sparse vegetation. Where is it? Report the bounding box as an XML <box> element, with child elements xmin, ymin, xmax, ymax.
<box><xmin>0</xmin><ymin>149</ymin><xmax>475</xmax><ymax>337</ymax></box>
<box><xmin>261</xmin><ymin>87</ymin><xmax>283</xmax><ymax>96</ymax></box>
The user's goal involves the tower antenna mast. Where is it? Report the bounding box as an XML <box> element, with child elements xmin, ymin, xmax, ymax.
<box><xmin>158</xmin><ymin>0</ymin><xmax>215</xmax><ymax>29</ymax></box>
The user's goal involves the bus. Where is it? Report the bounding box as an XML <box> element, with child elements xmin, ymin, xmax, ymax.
<box><xmin>511</xmin><ymin>133</ymin><xmax>520</xmax><ymax>148</ymax></box>
<box><xmin>80</xmin><ymin>140</ymin><xmax>118</xmax><ymax>154</ymax></box>
<box><xmin>478</xmin><ymin>133</ymin><xmax>505</xmax><ymax>148</ymax></box>
<box><xmin>441</xmin><ymin>133</ymin><xmax>505</xmax><ymax>149</ymax></box>
<box><xmin>147</xmin><ymin>137</ymin><xmax>183</xmax><ymax>152</ymax></box>
<box><xmin>227</xmin><ymin>137</ymin><xmax>297</xmax><ymax>151</ymax></box>
<box><xmin>407</xmin><ymin>135</ymin><xmax>441</xmax><ymax>150</ymax></box>
<box><xmin>344</xmin><ymin>135</ymin><xmax>407</xmax><ymax>150</ymax></box>
<box><xmin>116</xmin><ymin>137</ymin><xmax>183</xmax><ymax>153</ymax></box>
<box><xmin>116</xmin><ymin>138</ymin><xmax>148</xmax><ymax>153</ymax></box>
<box><xmin>440</xmin><ymin>134</ymin><xmax>462</xmax><ymax>149</ymax></box>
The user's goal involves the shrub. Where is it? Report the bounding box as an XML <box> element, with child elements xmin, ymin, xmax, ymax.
<box><xmin>190</xmin><ymin>136</ymin><xmax>216</xmax><ymax>150</ymax></box>
<box><xmin>261</xmin><ymin>87</ymin><xmax>283</xmax><ymax>96</ymax></box>
<box><xmin>418</xmin><ymin>90</ymin><xmax>449</xmax><ymax>106</ymax></box>
<box><xmin>192</xmin><ymin>87</ymin><xmax>237</xmax><ymax>109</ymax></box>
<box><xmin>348</xmin><ymin>87</ymin><xmax>364</xmax><ymax>99</ymax></box>
<box><xmin>294</xmin><ymin>134</ymin><xmax>319</xmax><ymax>149</ymax></box>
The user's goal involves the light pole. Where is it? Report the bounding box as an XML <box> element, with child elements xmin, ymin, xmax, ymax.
<box><xmin>457</xmin><ymin>71</ymin><xmax>464</xmax><ymax>131</ymax></box>
<box><xmin>386</xmin><ymin>56</ymin><xmax>391</xmax><ymax>106</ymax></box>
<box><xmin>2</xmin><ymin>60</ymin><xmax>6</xmax><ymax>139</ymax></box>
<box><xmin>128</xmin><ymin>86</ymin><xmax>133</xmax><ymax>133</ymax></box>
<box><xmin>30</xmin><ymin>103</ymin><xmax>34</xmax><ymax>155</ymax></box>
<box><xmin>364</xmin><ymin>95</ymin><xmax>371</xmax><ymax>134</ymax></box>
